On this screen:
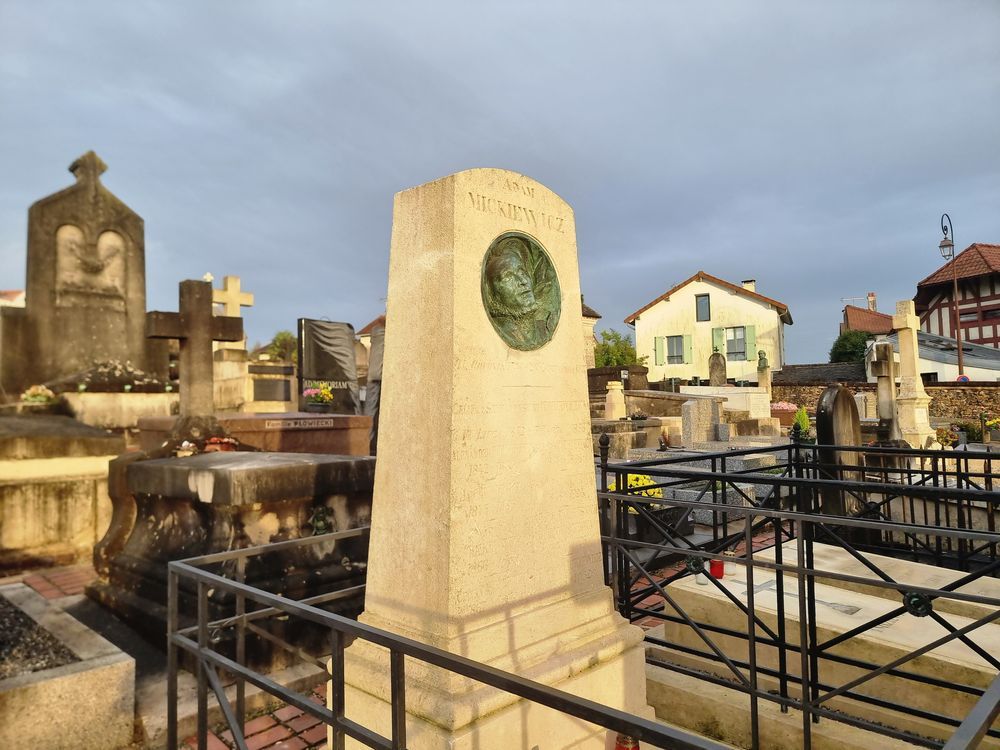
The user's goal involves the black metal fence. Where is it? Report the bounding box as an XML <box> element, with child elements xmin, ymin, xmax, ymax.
<box><xmin>597</xmin><ymin>435</ymin><xmax>1000</xmax><ymax>749</ymax></box>
<box><xmin>165</xmin><ymin>437</ymin><xmax>1000</xmax><ymax>750</ymax></box>
<box><xmin>166</xmin><ymin>530</ymin><xmax>728</xmax><ymax>750</ymax></box>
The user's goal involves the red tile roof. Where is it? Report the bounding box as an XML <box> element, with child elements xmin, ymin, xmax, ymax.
<box><xmin>918</xmin><ymin>244</ymin><xmax>1000</xmax><ymax>287</ymax></box>
<box><xmin>357</xmin><ymin>315</ymin><xmax>386</xmax><ymax>335</ymax></box>
<box><xmin>842</xmin><ymin>305</ymin><xmax>893</xmax><ymax>335</ymax></box>
<box><xmin>624</xmin><ymin>271</ymin><xmax>792</xmax><ymax>325</ymax></box>
<box><xmin>0</xmin><ymin>290</ymin><xmax>24</xmax><ymax>302</ymax></box>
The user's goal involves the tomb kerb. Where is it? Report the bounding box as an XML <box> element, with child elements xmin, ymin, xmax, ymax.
<box><xmin>341</xmin><ymin>169</ymin><xmax>652</xmax><ymax>748</ymax></box>
<box><xmin>1</xmin><ymin>151</ymin><xmax>149</xmax><ymax>395</ymax></box>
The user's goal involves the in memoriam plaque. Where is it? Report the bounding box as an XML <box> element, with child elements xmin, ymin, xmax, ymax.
<box><xmin>480</xmin><ymin>232</ymin><xmax>560</xmax><ymax>351</ymax></box>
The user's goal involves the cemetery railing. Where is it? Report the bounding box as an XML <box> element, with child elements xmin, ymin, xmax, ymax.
<box><xmin>166</xmin><ymin>530</ymin><xmax>728</xmax><ymax>750</ymax></box>
<box><xmin>597</xmin><ymin>439</ymin><xmax>1000</xmax><ymax>749</ymax></box>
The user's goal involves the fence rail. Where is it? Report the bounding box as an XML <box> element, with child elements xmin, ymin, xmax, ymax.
<box><xmin>598</xmin><ymin>434</ymin><xmax>1000</xmax><ymax>749</ymax></box>
<box><xmin>166</xmin><ymin>531</ymin><xmax>728</xmax><ymax>750</ymax></box>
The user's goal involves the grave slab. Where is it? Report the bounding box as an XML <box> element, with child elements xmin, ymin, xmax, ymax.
<box><xmin>651</xmin><ymin>561</ymin><xmax>1000</xmax><ymax>744</ymax></box>
<box><xmin>757</xmin><ymin>540</ymin><xmax>1000</xmax><ymax>623</ymax></box>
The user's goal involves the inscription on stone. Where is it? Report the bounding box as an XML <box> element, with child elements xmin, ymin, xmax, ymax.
<box><xmin>468</xmin><ymin>192</ymin><xmax>565</xmax><ymax>233</ymax></box>
<box><xmin>481</xmin><ymin>232</ymin><xmax>561</xmax><ymax>351</ymax></box>
<box><xmin>263</xmin><ymin>418</ymin><xmax>338</xmax><ymax>430</ymax></box>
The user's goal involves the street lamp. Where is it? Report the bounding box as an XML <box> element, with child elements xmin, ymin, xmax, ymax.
<box><xmin>939</xmin><ymin>213</ymin><xmax>964</xmax><ymax>377</ymax></box>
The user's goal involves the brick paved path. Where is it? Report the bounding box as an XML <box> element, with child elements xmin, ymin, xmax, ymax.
<box><xmin>181</xmin><ymin>682</ymin><xmax>330</xmax><ymax>749</ymax></box>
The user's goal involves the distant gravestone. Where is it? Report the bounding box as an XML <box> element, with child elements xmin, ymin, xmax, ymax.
<box><xmin>815</xmin><ymin>384</ymin><xmax>863</xmax><ymax>516</ymax></box>
<box><xmin>708</xmin><ymin>348</ymin><xmax>727</xmax><ymax>386</ymax></box>
<box><xmin>297</xmin><ymin>319</ymin><xmax>360</xmax><ymax>414</ymax></box>
<box><xmin>0</xmin><ymin>151</ymin><xmax>153</xmax><ymax>395</ymax></box>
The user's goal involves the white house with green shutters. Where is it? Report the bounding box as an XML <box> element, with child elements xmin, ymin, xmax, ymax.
<box><xmin>624</xmin><ymin>271</ymin><xmax>793</xmax><ymax>383</ymax></box>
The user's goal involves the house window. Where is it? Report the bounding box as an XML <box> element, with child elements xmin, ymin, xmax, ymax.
<box><xmin>726</xmin><ymin>327</ymin><xmax>745</xmax><ymax>361</ymax></box>
<box><xmin>695</xmin><ymin>294</ymin><xmax>710</xmax><ymax>322</ymax></box>
<box><xmin>666</xmin><ymin>335</ymin><xmax>684</xmax><ymax>364</ymax></box>
<box><xmin>959</xmin><ymin>311</ymin><xmax>979</xmax><ymax>323</ymax></box>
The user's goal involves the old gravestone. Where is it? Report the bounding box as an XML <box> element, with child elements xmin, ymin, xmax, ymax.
<box><xmin>815</xmin><ymin>384</ymin><xmax>864</xmax><ymax>516</ymax></box>
<box><xmin>297</xmin><ymin>319</ymin><xmax>360</xmax><ymax>414</ymax></box>
<box><xmin>341</xmin><ymin>169</ymin><xmax>652</xmax><ymax>748</ymax></box>
<box><xmin>708</xmin><ymin>347</ymin><xmax>727</xmax><ymax>386</ymax></box>
<box><xmin>0</xmin><ymin>152</ymin><xmax>160</xmax><ymax>396</ymax></box>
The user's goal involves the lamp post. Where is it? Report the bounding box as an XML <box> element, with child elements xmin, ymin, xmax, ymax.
<box><xmin>939</xmin><ymin>213</ymin><xmax>964</xmax><ymax>377</ymax></box>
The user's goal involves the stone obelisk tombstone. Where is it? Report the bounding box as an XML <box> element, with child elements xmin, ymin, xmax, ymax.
<box><xmin>892</xmin><ymin>301</ymin><xmax>935</xmax><ymax>449</ymax></box>
<box><xmin>341</xmin><ymin>169</ymin><xmax>651</xmax><ymax>748</ymax></box>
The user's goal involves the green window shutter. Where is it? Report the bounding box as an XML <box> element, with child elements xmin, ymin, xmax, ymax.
<box><xmin>712</xmin><ymin>327</ymin><xmax>724</xmax><ymax>353</ymax></box>
<box><xmin>654</xmin><ymin>337</ymin><xmax>665</xmax><ymax>366</ymax></box>
<box><xmin>683</xmin><ymin>334</ymin><xmax>693</xmax><ymax>364</ymax></box>
<box><xmin>744</xmin><ymin>325</ymin><xmax>756</xmax><ymax>361</ymax></box>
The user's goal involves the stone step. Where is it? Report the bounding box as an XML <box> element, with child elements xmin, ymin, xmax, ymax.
<box><xmin>756</xmin><ymin>540</ymin><xmax>1000</xmax><ymax>623</ymax></box>
<box><xmin>645</xmin><ymin>563</ymin><xmax>1000</xmax><ymax>745</ymax></box>
<box><xmin>645</xmin><ymin>663</ymin><xmax>918</xmax><ymax>750</ymax></box>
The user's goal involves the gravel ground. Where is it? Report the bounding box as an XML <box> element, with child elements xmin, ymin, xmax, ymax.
<box><xmin>0</xmin><ymin>595</ymin><xmax>79</xmax><ymax>680</ymax></box>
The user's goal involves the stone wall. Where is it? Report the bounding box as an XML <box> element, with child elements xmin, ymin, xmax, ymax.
<box><xmin>772</xmin><ymin>383</ymin><xmax>1000</xmax><ymax>420</ymax></box>
<box><xmin>926</xmin><ymin>385</ymin><xmax>1000</xmax><ymax>420</ymax></box>
<box><xmin>587</xmin><ymin>365</ymin><xmax>649</xmax><ymax>394</ymax></box>
<box><xmin>0</xmin><ymin>457</ymin><xmax>113</xmax><ymax>570</ymax></box>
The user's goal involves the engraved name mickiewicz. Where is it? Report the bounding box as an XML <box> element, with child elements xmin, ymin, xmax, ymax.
<box><xmin>468</xmin><ymin>192</ymin><xmax>565</xmax><ymax>233</ymax></box>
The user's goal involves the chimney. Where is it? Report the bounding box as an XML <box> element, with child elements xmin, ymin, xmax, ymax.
<box><xmin>867</xmin><ymin>292</ymin><xmax>877</xmax><ymax>311</ymax></box>
<box><xmin>741</xmin><ymin>279</ymin><xmax>756</xmax><ymax>292</ymax></box>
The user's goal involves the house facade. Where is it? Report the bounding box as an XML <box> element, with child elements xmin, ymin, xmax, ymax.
<box><xmin>915</xmin><ymin>243</ymin><xmax>1000</xmax><ymax>349</ymax></box>
<box><xmin>624</xmin><ymin>272</ymin><xmax>792</xmax><ymax>382</ymax></box>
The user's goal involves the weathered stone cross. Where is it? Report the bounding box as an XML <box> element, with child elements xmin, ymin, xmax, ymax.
<box><xmin>147</xmin><ymin>279</ymin><xmax>243</xmax><ymax>417</ymax></box>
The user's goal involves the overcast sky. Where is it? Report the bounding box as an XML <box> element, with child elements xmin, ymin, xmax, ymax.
<box><xmin>2</xmin><ymin>1</ymin><xmax>998</xmax><ymax>363</ymax></box>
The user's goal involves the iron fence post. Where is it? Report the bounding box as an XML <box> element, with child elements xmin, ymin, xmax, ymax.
<box><xmin>167</xmin><ymin>566</ymin><xmax>178</xmax><ymax>750</ymax></box>
<box><xmin>600</xmin><ymin>433</ymin><xmax>611</xmax><ymax>586</ymax></box>
<box><xmin>197</xmin><ymin>580</ymin><xmax>209</xmax><ymax>750</ymax></box>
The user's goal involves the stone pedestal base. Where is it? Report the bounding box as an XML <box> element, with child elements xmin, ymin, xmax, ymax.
<box><xmin>897</xmin><ymin>394</ymin><xmax>934</xmax><ymax>450</ymax></box>
<box><xmin>338</xmin><ymin>599</ymin><xmax>653</xmax><ymax>750</ymax></box>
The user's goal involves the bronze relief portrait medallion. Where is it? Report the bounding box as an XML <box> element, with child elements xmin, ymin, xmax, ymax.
<box><xmin>480</xmin><ymin>232</ymin><xmax>561</xmax><ymax>351</ymax></box>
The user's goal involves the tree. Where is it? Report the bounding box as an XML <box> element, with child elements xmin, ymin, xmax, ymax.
<box><xmin>594</xmin><ymin>329</ymin><xmax>647</xmax><ymax>367</ymax></box>
<box><xmin>266</xmin><ymin>330</ymin><xmax>297</xmax><ymax>363</ymax></box>
<box><xmin>829</xmin><ymin>330</ymin><xmax>873</xmax><ymax>363</ymax></box>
